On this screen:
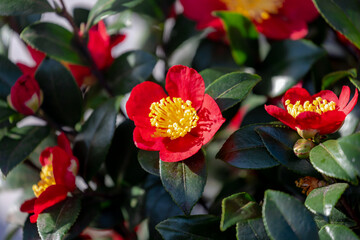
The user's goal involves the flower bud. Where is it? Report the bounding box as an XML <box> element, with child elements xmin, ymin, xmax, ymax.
<box><xmin>296</xmin><ymin>127</ymin><xmax>318</xmax><ymax>139</ymax></box>
<box><xmin>293</xmin><ymin>138</ymin><xmax>315</xmax><ymax>159</ymax></box>
<box><xmin>7</xmin><ymin>75</ymin><xmax>43</xmax><ymax>115</ymax></box>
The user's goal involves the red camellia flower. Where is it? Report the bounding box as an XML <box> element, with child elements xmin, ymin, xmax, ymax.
<box><xmin>265</xmin><ymin>86</ymin><xmax>358</xmax><ymax>138</ymax></box>
<box><xmin>126</xmin><ymin>65</ymin><xmax>225</xmax><ymax>162</ymax></box>
<box><xmin>20</xmin><ymin>133</ymin><xmax>79</xmax><ymax>223</ymax></box>
<box><xmin>7</xmin><ymin>75</ymin><xmax>43</xmax><ymax>115</ymax></box>
<box><xmin>180</xmin><ymin>0</ymin><xmax>318</xmax><ymax>40</ymax></box>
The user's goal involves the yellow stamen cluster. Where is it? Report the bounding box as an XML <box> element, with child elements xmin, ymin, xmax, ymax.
<box><xmin>149</xmin><ymin>97</ymin><xmax>199</xmax><ymax>140</ymax></box>
<box><xmin>285</xmin><ymin>97</ymin><xmax>337</xmax><ymax>118</ymax></box>
<box><xmin>220</xmin><ymin>0</ymin><xmax>284</xmax><ymax>22</ymax></box>
<box><xmin>32</xmin><ymin>164</ymin><xmax>56</xmax><ymax>197</ymax></box>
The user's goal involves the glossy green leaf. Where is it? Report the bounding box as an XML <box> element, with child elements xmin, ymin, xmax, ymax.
<box><xmin>37</xmin><ymin>197</ymin><xmax>81</xmax><ymax>240</ymax></box>
<box><xmin>263</xmin><ymin>190</ymin><xmax>319</xmax><ymax>240</ymax></box>
<box><xmin>337</xmin><ymin>133</ymin><xmax>360</xmax><ymax>176</ymax></box>
<box><xmin>36</xmin><ymin>59</ymin><xmax>83</xmax><ymax>127</ymax></box>
<box><xmin>220</xmin><ymin>192</ymin><xmax>261</xmax><ymax>231</ymax></box>
<box><xmin>0</xmin><ymin>103</ymin><xmax>15</xmax><ymax>123</ymax></box>
<box><xmin>156</xmin><ymin>215</ymin><xmax>235</xmax><ymax>240</ymax></box>
<box><xmin>322</xmin><ymin>69</ymin><xmax>357</xmax><ymax>90</ymax></box>
<box><xmin>21</xmin><ymin>22</ymin><xmax>85</xmax><ymax>65</ymax></box>
<box><xmin>0</xmin><ymin>126</ymin><xmax>50</xmax><ymax>176</ymax></box>
<box><xmin>160</xmin><ymin>151</ymin><xmax>207</xmax><ymax>215</ymax></box>
<box><xmin>318</xmin><ymin>224</ymin><xmax>359</xmax><ymax>240</ymax></box>
<box><xmin>107</xmin><ymin>50</ymin><xmax>157</xmax><ymax>95</ymax></box>
<box><xmin>255</xmin><ymin>40</ymin><xmax>325</xmax><ymax>97</ymax></box>
<box><xmin>74</xmin><ymin>97</ymin><xmax>121</xmax><ymax>181</ymax></box>
<box><xmin>205</xmin><ymin>72</ymin><xmax>261</xmax><ymax>112</ymax></box>
<box><xmin>0</xmin><ymin>0</ymin><xmax>53</xmax><ymax>16</ymax></box>
<box><xmin>236</xmin><ymin>218</ymin><xmax>269</xmax><ymax>240</ymax></box>
<box><xmin>350</xmin><ymin>77</ymin><xmax>360</xmax><ymax>91</ymax></box>
<box><xmin>314</xmin><ymin>208</ymin><xmax>356</xmax><ymax>229</ymax></box>
<box><xmin>217</xmin><ymin>123</ymin><xmax>279</xmax><ymax>169</ymax></box>
<box><xmin>138</xmin><ymin>150</ymin><xmax>160</xmax><ymax>176</ymax></box>
<box><xmin>313</xmin><ymin>0</ymin><xmax>360</xmax><ymax>49</ymax></box>
<box><xmin>305</xmin><ymin>183</ymin><xmax>348</xmax><ymax>216</ymax></box>
<box><xmin>199</xmin><ymin>68</ymin><xmax>238</xmax><ymax>88</ymax></box>
<box><xmin>0</xmin><ymin>55</ymin><xmax>22</xmax><ymax>100</ymax></box>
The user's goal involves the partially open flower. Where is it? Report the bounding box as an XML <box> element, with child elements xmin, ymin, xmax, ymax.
<box><xmin>126</xmin><ymin>65</ymin><xmax>225</xmax><ymax>162</ymax></box>
<box><xmin>7</xmin><ymin>75</ymin><xmax>43</xmax><ymax>115</ymax></box>
<box><xmin>20</xmin><ymin>133</ymin><xmax>79</xmax><ymax>223</ymax></box>
<box><xmin>265</xmin><ymin>86</ymin><xmax>358</xmax><ymax>139</ymax></box>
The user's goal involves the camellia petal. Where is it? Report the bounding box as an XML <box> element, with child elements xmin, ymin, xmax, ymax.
<box><xmin>281</xmin><ymin>0</ymin><xmax>318</xmax><ymax>22</ymax></box>
<box><xmin>338</xmin><ymin>86</ymin><xmax>351</xmax><ymax>109</ymax></box>
<box><xmin>342</xmin><ymin>88</ymin><xmax>358</xmax><ymax>115</ymax></box>
<box><xmin>282</xmin><ymin>87</ymin><xmax>312</xmax><ymax>106</ymax></box>
<box><xmin>20</xmin><ymin>198</ymin><xmax>36</xmax><ymax>213</ymax></box>
<box><xmin>264</xmin><ymin>105</ymin><xmax>297</xmax><ymax>129</ymax></box>
<box><xmin>133</xmin><ymin>127</ymin><xmax>164</xmax><ymax>151</ymax></box>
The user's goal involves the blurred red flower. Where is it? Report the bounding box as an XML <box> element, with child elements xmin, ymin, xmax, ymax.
<box><xmin>16</xmin><ymin>46</ymin><xmax>45</xmax><ymax>77</ymax></box>
<box><xmin>126</xmin><ymin>65</ymin><xmax>225</xmax><ymax>162</ymax></box>
<box><xmin>180</xmin><ymin>0</ymin><xmax>318</xmax><ymax>40</ymax></box>
<box><xmin>20</xmin><ymin>133</ymin><xmax>79</xmax><ymax>223</ymax></box>
<box><xmin>265</xmin><ymin>86</ymin><xmax>358</xmax><ymax>138</ymax></box>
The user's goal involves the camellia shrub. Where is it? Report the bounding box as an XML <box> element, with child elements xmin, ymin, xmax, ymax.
<box><xmin>0</xmin><ymin>0</ymin><xmax>360</xmax><ymax>239</ymax></box>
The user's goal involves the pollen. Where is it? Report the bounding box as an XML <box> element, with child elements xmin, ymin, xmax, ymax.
<box><xmin>32</xmin><ymin>164</ymin><xmax>56</xmax><ymax>197</ymax></box>
<box><xmin>285</xmin><ymin>97</ymin><xmax>337</xmax><ymax>118</ymax></box>
<box><xmin>220</xmin><ymin>0</ymin><xmax>284</xmax><ymax>22</ymax></box>
<box><xmin>149</xmin><ymin>97</ymin><xmax>199</xmax><ymax>140</ymax></box>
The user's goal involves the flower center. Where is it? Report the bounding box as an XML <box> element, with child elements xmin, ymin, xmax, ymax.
<box><xmin>285</xmin><ymin>97</ymin><xmax>337</xmax><ymax>118</ymax></box>
<box><xmin>32</xmin><ymin>164</ymin><xmax>56</xmax><ymax>197</ymax></box>
<box><xmin>149</xmin><ymin>96</ymin><xmax>199</xmax><ymax>140</ymax></box>
<box><xmin>220</xmin><ymin>0</ymin><xmax>284</xmax><ymax>22</ymax></box>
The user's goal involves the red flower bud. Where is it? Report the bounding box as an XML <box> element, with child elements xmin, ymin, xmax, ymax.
<box><xmin>7</xmin><ymin>75</ymin><xmax>43</xmax><ymax>115</ymax></box>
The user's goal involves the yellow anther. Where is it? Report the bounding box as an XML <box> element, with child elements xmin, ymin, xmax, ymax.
<box><xmin>149</xmin><ymin>97</ymin><xmax>199</xmax><ymax>140</ymax></box>
<box><xmin>32</xmin><ymin>164</ymin><xmax>56</xmax><ymax>197</ymax></box>
<box><xmin>285</xmin><ymin>99</ymin><xmax>291</xmax><ymax>105</ymax></box>
<box><xmin>285</xmin><ymin>98</ymin><xmax>337</xmax><ymax>118</ymax></box>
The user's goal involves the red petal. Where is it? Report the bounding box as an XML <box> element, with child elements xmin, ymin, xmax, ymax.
<box><xmin>180</xmin><ymin>0</ymin><xmax>226</xmax><ymax>24</ymax></box>
<box><xmin>281</xmin><ymin>0</ymin><xmax>319</xmax><ymax>22</ymax></box>
<box><xmin>312</xmin><ymin>90</ymin><xmax>339</xmax><ymax>105</ymax></box>
<box><xmin>110</xmin><ymin>34</ymin><xmax>126</xmax><ymax>49</ymax></box>
<box><xmin>133</xmin><ymin>127</ymin><xmax>164</xmax><ymax>151</ymax></box>
<box><xmin>39</xmin><ymin>147</ymin><xmax>53</xmax><ymax>166</ymax></box>
<box><xmin>51</xmin><ymin>147</ymin><xmax>72</xmax><ymax>187</ymax></box>
<box><xmin>342</xmin><ymin>88</ymin><xmax>358</xmax><ymax>115</ymax></box>
<box><xmin>27</xmin><ymin>45</ymin><xmax>46</xmax><ymax>65</ymax></box>
<box><xmin>88</xmin><ymin>21</ymin><xmax>112</xmax><ymax>70</ymax></box>
<box><xmin>165</xmin><ymin>65</ymin><xmax>205</xmax><ymax>110</ymax></box>
<box><xmin>57</xmin><ymin>132</ymin><xmax>73</xmax><ymax>156</ymax></box>
<box><xmin>282</xmin><ymin>87</ymin><xmax>311</xmax><ymax>106</ymax></box>
<box><xmin>338</xmin><ymin>86</ymin><xmax>350</xmax><ymax>109</ymax></box>
<box><xmin>20</xmin><ymin>198</ymin><xmax>36</xmax><ymax>213</ymax></box>
<box><xmin>295</xmin><ymin>111</ymin><xmax>346</xmax><ymax>134</ymax></box>
<box><xmin>67</xmin><ymin>64</ymin><xmax>92</xmax><ymax>87</ymax></box>
<box><xmin>294</xmin><ymin>111</ymin><xmax>322</xmax><ymax>131</ymax></box>
<box><xmin>16</xmin><ymin>63</ymin><xmax>37</xmax><ymax>77</ymax></box>
<box><xmin>196</xmin><ymin>18</ymin><xmax>226</xmax><ymax>41</ymax></box>
<box><xmin>264</xmin><ymin>105</ymin><xmax>296</xmax><ymax>129</ymax></box>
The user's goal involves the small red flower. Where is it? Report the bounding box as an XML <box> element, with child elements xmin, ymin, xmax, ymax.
<box><xmin>126</xmin><ymin>65</ymin><xmax>225</xmax><ymax>162</ymax></box>
<box><xmin>7</xmin><ymin>75</ymin><xmax>43</xmax><ymax>115</ymax></box>
<box><xmin>20</xmin><ymin>133</ymin><xmax>79</xmax><ymax>223</ymax></box>
<box><xmin>180</xmin><ymin>0</ymin><xmax>318</xmax><ymax>40</ymax></box>
<box><xmin>265</xmin><ymin>86</ymin><xmax>358</xmax><ymax>138</ymax></box>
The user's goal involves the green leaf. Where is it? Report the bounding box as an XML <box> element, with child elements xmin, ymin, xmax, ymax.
<box><xmin>350</xmin><ymin>77</ymin><xmax>360</xmax><ymax>91</ymax></box>
<box><xmin>255</xmin><ymin>40</ymin><xmax>325</xmax><ymax>97</ymax></box>
<box><xmin>199</xmin><ymin>68</ymin><xmax>238</xmax><ymax>88</ymax></box>
<box><xmin>313</xmin><ymin>0</ymin><xmax>360</xmax><ymax>49</ymax></box>
<box><xmin>21</xmin><ymin>22</ymin><xmax>85</xmax><ymax>65</ymax></box>
<box><xmin>305</xmin><ymin>183</ymin><xmax>348</xmax><ymax>216</ymax></box>
<box><xmin>160</xmin><ymin>150</ymin><xmax>207</xmax><ymax>215</ymax></box>
<box><xmin>156</xmin><ymin>215</ymin><xmax>235</xmax><ymax>240</ymax></box>
<box><xmin>215</xmin><ymin>11</ymin><xmax>259</xmax><ymax>66</ymax></box>
<box><xmin>0</xmin><ymin>55</ymin><xmax>22</xmax><ymax>100</ymax></box>
<box><xmin>0</xmin><ymin>104</ymin><xmax>15</xmax><ymax>123</ymax></box>
<box><xmin>74</xmin><ymin>97</ymin><xmax>120</xmax><ymax>181</ymax></box>
<box><xmin>0</xmin><ymin>0</ymin><xmax>53</xmax><ymax>16</ymax></box>
<box><xmin>36</xmin><ymin>59</ymin><xmax>83</xmax><ymax>127</ymax></box>
<box><xmin>23</xmin><ymin>216</ymin><xmax>40</xmax><ymax>240</ymax></box>
<box><xmin>318</xmin><ymin>224</ymin><xmax>360</xmax><ymax>240</ymax></box>
<box><xmin>205</xmin><ymin>72</ymin><xmax>261</xmax><ymax>112</ymax></box>
<box><xmin>322</xmin><ymin>69</ymin><xmax>357</xmax><ymax>90</ymax></box>
<box><xmin>220</xmin><ymin>192</ymin><xmax>262</xmax><ymax>231</ymax></box>
<box><xmin>138</xmin><ymin>150</ymin><xmax>159</xmax><ymax>176</ymax></box>
<box><xmin>0</xmin><ymin>126</ymin><xmax>50</xmax><ymax>176</ymax></box>
<box><xmin>216</xmin><ymin>123</ymin><xmax>279</xmax><ymax>169</ymax></box>
<box><xmin>263</xmin><ymin>190</ymin><xmax>319</xmax><ymax>240</ymax></box>
<box><xmin>37</xmin><ymin>197</ymin><xmax>81</xmax><ymax>240</ymax></box>
<box><xmin>107</xmin><ymin>50</ymin><xmax>157</xmax><ymax>95</ymax></box>
<box><xmin>236</xmin><ymin>218</ymin><xmax>269</xmax><ymax>240</ymax></box>
<box><xmin>314</xmin><ymin>208</ymin><xmax>356</xmax><ymax>229</ymax></box>
<box><xmin>87</xmin><ymin>0</ymin><xmax>143</xmax><ymax>28</ymax></box>
<box><xmin>338</xmin><ymin>133</ymin><xmax>360</xmax><ymax>176</ymax></box>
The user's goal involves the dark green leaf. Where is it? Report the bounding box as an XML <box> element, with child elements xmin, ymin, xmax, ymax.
<box><xmin>0</xmin><ymin>55</ymin><xmax>22</xmax><ymax>100</ymax></box>
<box><xmin>314</xmin><ymin>208</ymin><xmax>356</xmax><ymax>229</ymax></box>
<box><xmin>199</xmin><ymin>68</ymin><xmax>238</xmax><ymax>88</ymax></box>
<box><xmin>338</xmin><ymin>133</ymin><xmax>360</xmax><ymax>176</ymax></box>
<box><xmin>21</xmin><ymin>22</ymin><xmax>85</xmax><ymax>65</ymax></box>
<box><xmin>0</xmin><ymin>103</ymin><xmax>15</xmax><ymax>123</ymax></box>
<box><xmin>322</xmin><ymin>69</ymin><xmax>357</xmax><ymax>90</ymax></box>
<box><xmin>107</xmin><ymin>50</ymin><xmax>157</xmax><ymax>95</ymax></box>
<box><xmin>156</xmin><ymin>215</ymin><xmax>235</xmax><ymax>240</ymax></box>
<box><xmin>220</xmin><ymin>192</ymin><xmax>261</xmax><ymax>231</ymax></box>
<box><xmin>37</xmin><ymin>197</ymin><xmax>81</xmax><ymax>240</ymax></box>
<box><xmin>0</xmin><ymin>0</ymin><xmax>53</xmax><ymax>16</ymax></box>
<box><xmin>36</xmin><ymin>59</ymin><xmax>83</xmax><ymax>127</ymax></box>
<box><xmin>0</xmin><ymin>126</ymin><xmax>50</xmax><ymax>176</ymax></box>
<box><xmin>216</xmin><ymin>123</ymin><xmax>279</xmax><ymax>169</ymax></box>
<box><xmin>160</xmin><ymin>151</ymin><xmax>207</xmax><ymax>215</ymax></box>
<box><xmin>318</xmin><ymin>224</ymin><xmax>359</xmax><ymax>240</ymax></box>
<box><xmin>255</xmin><ymin>40</ymin><xmax>325</xmax><ymax>97</ymax></box>
<box><xmin>73</xmin><ymin>8</ymin><xmax>90</xmax><ymax>28</ymax></box>
<box><xmin>138</xmin><ymin>150</ymin><xmax>159</xmax><ymax>176</ymax></box>
<box><xmin>205</xmin><ymin>72</ymin><xmax>261</xmax><ymax>112</ymax></box>
<box><xmin>74</xmin><ymin>97</ymin><xmax>121</xmax><ymax>181</ymax></box>
<box><xmin>350</xmin><ymin>77</ymin><xmax>360</xmax><ymax>91</ymax></box>
<box><xmin>305</xmin><ymin>183</ymin><xmax>348</xmax><ymax>216</ymax></box>
<box><xmin>313</xmin><ymin>0</ymin><xmax>360</xmax><ymax>49</ymax></box>
<box><xmin>215</xmin><ymin>11</ymin><xmax>259</xmax><ymax>66</ymax></box>
<box><xmin>263</xmin><ymin>190</ymin><xmax>319</xmax><ymax>240</ymax></box>
<box><xmin>23</xmin><ymin>216</ymin><xmax>40</xmax><ymax>240</ymax></box>
<box><xmin>236</xmin><ymin>218</ymin><xmax>269</xmax><ymax>240</ymax></box>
